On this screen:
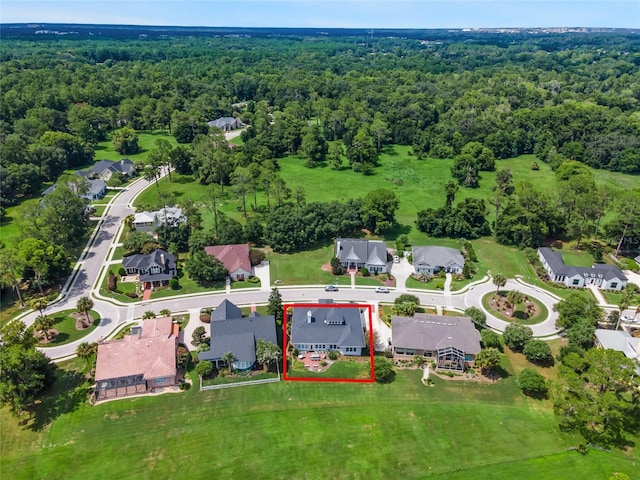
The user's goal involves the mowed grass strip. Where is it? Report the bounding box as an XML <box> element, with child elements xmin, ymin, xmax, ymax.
<box><xmin>4</xmin><ymin>367</ymin><xmax>633</xmax><ymax>480</ymax></box>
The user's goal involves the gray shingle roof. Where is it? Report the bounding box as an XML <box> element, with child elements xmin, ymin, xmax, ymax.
<box><xmin>336</xmin><ymin>238</ymin><xmax>387</xmax><ymax>266</ymax></box>
<box><xmin>412</xmin><ymin>246</ymin><xmax>465</xmax><ymax>269</ymax></box>
<box><xmin>122</xmin><ymin>249</ymin><xmax>176</xmax><ymax>282</ymax></box>
<box><xmin>391</xmin><ymin>314</ymin><xmax>481</xmax><ymax>355</ymax></box>
<box><xmin>291</xmin><ymin>302</ymin><xmax>365</xmax><ymax>348</ymax></box>
<box><xmin>199</xmin><ymin>300</ymin><xmax>277</xmax><ymax>364</ymax></box>
<box><xmin>211</xmin><ymin>299</ymin><xmax>242</xmax><ymax>322</ymax></box>
<box><xmin>90</xmin><ymin>159</ymin><xmax>136</xmax><ymax>177</ymax></box>
<box><xmin>595</xmin><ymin>329</ymin><xmax>640</xmax><ymax>360</ymax></box>
<box><xmin>207</xmin><ymin>117</ymin><xmax>243</xmax><ymax>129</ymax></box>
<box><xmin>539</xmin><ymin>247</ymin><xmax>626</xmax><ymax>281</ymax></box>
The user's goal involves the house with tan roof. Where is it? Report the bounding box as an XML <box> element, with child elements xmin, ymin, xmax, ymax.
<box><xmin>391</xmin><ymin>314</ymin><xmax>481</xmax><ymax>371</ymax></box>
<box><xmin>94</xmin><ymin>316</ymin><xmax>179</xmax><ymax>401</ymax></box>
<box><xmin>204</xmin><ymin>243</ymin><xmax>252</xmax><ymax>281</ymax></box>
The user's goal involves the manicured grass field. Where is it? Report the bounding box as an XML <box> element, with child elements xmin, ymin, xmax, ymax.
<box><xmin>287</xmin><ymin>359</ymin><xmax>372</xmax><ymax>380</ymax></box>
<box><xmin>201</xmin><ymin>371</ymin><xmax>278</xmax><ymax>386</ymax></box>
<box><xmin>93</xmin><ymin>131</ymin><xmax>178</xmax><ymax>164</ymax></box>
<box><xmin>2</xmin><ymin>359</ymin><xmax>638</xmax><ymax>480</ymax></box>
<box><xmin>268</xmin><ymin>244</ymin><xmax>351</xmax><ymax>286</ymax></box>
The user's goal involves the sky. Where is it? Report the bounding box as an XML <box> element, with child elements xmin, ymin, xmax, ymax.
<box><xmin>1</xmin><ymin>0</ymin><xmax>638</xmax><ymax>29</ymax></box>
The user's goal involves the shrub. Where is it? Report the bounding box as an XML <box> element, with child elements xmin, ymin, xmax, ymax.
<box><xmin>107</xmin><ymin>271</ymin><xmax>117</xmax><ymax>291</ymax></box>
<box><xmin>374</xmin><ymin>356</ymin><xmax>395</xmax><ymax>383</ymax></box>
<box><xmin>118</xmin><ymin>267</ymin><xmax>126</xmax><ymax>276</ymax></box>
<box><xmin>178</xmin><ymin>382</ymin><xmax>191</xmax><ymax>391</ymax></box>
<box><xmin>247</xmin><ymin>276</ymin><xmax>260</xmax><ymax>284</ymax></box>
<box><xmin>360</xmin><ymin>267</ymin><xmax>370</xmax><ymax>277</ymax></box>
<box><xmin>330</xmin><ymin>256</ymin><xmax>345</xmax><ymax>275</ymax></box>
<box><xmin>503</xmin><ymin>324</ymin><xmax>533</xmax><ymax>352</ymax></box>
<box><xmin>127</xmin><ymin>292</ymin><xmax>138</xmax><ymax>299</ymax></box>
<box><xmin>480</xmin><ymin>329</ymin><xmax>502</xmax><ymax>350</ymax></box>
<box><xmin>320</xmin><ymin>360</ymin><xmax>327</xmax><ymax>367</ymax></box>
<box><xmin>249</xmin><ymin>249</ymin><xmax>266</xmax><ymax>266</ymax></box>
<box><xmin>531</xmin><ymin>162</ymin><xmax>540</xmax><ymax>170</ymax></box>
<box><xmin>413</xmin><ymin>355</ymin><xmax>426</xmax><ymax>366</ymax></box>
<box><xmin>523</xmin><ymin>339</ymin><xmax>553</xmax><ymax>365</ymax></box>
<box><xmin>169</xmin><ymin>277</ymin><xmax>180</xmax><ymax>290</ymax></box>
<box><xmin>195</xmin><ymin>360</ymin><xmax>213</xmax><ymax>378</ymax></box>
<box><xmin>464</xmin><ymin>307</ymin><xmax>486</xmax><ymax>328</ymax></box>
<box><xmin>517</xmin><ymin>368</ymin><xmax>547</xmax><ymax>396</ymax></box>
<box><xmin>327</xmin><ymin>350</ymin><xmax>339</xmax><ymax>360</ymax></box>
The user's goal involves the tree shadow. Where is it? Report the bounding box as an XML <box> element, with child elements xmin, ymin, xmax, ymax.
<box><xmin>492</xmin><ymin>365</ymin><xmax>511</xmax><ymax>379</ymax></box>
<box><xmin>382</xmin><ymin>223</ymin><xmax>412</xmax><ymax>240</ymax></box>
<box><xmin>380</xmin><ymin>145</ymin><xmax>398</xmax><ymax>156</ymax></box>
<box><xmin>27</xmin><ymin>367</ymin><xmax>88</xmax><ymax>431</ymax></box>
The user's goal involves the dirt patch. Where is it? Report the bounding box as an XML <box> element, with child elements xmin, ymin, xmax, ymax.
<box><xmin>320</xmin><ymin>262</ymin><xmax>333</xmax><ymax>273</ymax></box>
<box><xmin>488</xmin><ymin>293</ymin><xmax>540</xmax><ymax>321</ymax></box>
<box><xmin>34</xmin><ymin>329</ymin><xmax>59</xmax><ymax>344</ymax></box>
<box><xmin>71</xmin><ymin>312</ymin><xmax>93</xmax><ymax>330</ymax></box>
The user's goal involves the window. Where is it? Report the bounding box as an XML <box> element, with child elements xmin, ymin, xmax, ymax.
<box><xmin>611</xmin><ymin>282</ymin><xmax>618</xmax><ymax>289</ymax></box>
<box><xmin>405</xmin><ymin>349</ymin><xmax>415</xmax><ymax>356</ymax></box>
<box><xmin>395</xmin><ymin>348</ymin><xmax>405</xmax><ymax>355</ymax></box>
<box><xmin>572</xmin><ymin>279</ymin><xmax>580</xmax><ymax>285</ymax></box>
<box><xmin>154</xmin><ymin>377</ymin><xmax>167</xmax><ymax>385</ymax></box>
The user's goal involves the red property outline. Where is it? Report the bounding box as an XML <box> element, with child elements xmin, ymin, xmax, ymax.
<box><xmin>282</xmin><ymin>303</ymin><xmax>375</xmax><ymax>383</ymax></box>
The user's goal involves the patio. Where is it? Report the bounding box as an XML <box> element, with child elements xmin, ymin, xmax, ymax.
<box><xmin>296</xmin><ymin>352</ymin><xmax>335</xmax><ymax>371</ymax></box>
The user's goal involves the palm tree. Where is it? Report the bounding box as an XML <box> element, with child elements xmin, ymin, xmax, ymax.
<box><xmin>222</xmin><ymin>352</ymin><xmax>235</xmax><ymax>374</ymax></box>
<box><xmin>34</xmin><ymin>314</ymin><xmax>53</xmax><ymax>341</ymax></box>
<box><xmin>492</xmin><ymin>273</ymin><xmax>507</xmax><ymax>297</ymax></box>
<box><xmin>76</xmin><ymin>342</ymin><xmax>98</xmax><ymax>372</ymax></box>
<box><xmin>31</xmin><ymin>297</ymin><xmax>48</xmax><ymax>317</ymax></box>
<box><xmin>616</xmin><ymin>286</ymin><xmax>638</xmax><ymax>330</ymax></box>
<box><xmin>142</xmin><ymin>310</ymin><xmax>156</xmax><ymax>320</ymax></box>
<box><xmin>76</xmin><ymin>296</ymin><xmax>94</xmax><ymax>325</ymax></box>
<box><xmin>633</xmin><ymin>304</ymin><xmax>640</xmax><ymax>322</ymax></box>
<box><xmin>506</xmin><ymin>290</ymin><xmax>525</xmax><ymax>317</ymax></box>
<box><xmin>159</xmin><ymin>308</ymin><xmax>171</xmax><ymax>317</ymax></box>
<box><xmin>124</xmin><ymin>214</ymin><xmax>135</xmax><ymax>231</ymax></box>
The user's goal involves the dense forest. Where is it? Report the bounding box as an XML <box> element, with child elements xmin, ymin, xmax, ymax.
<box><xmin>1</xmin><ymin>31</ymin><xmax>640</xmax><ymax>295</ymax></box>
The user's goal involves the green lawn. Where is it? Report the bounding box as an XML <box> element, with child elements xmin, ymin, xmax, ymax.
<box><xmin>111</xmin><ymin>246</ymin><xmax>124</xmax><ymax>260</ymax></box>
<box><xmin>93</xmin><ymin>131</ymin><xmax>178</xmax><ymax>164</ymax></box>
<box><xmin>230</xmin><ymin>279</ymin><xmax>261</xmax><ymax>289</ymax></box>
<box><xmin>268</xmin><ymin>244</ymin><xmax>351</xmax><ymax>286</ymax></box>
<box><xmin>287</xmin><ymin>359</ymin><xmax>373</xmax><ymax>380</ymax></box>
<box><xmin>40</xmin><ymin>309</ymin><xmax>100</xmax><ymax>346</ymax></box>
<box><xmin>2</xmin><ymin>358</ymin><xmax>638</xmax><ymax>480</ymax></box>
<box><xmin>482</xmin><ymin>292</ymin><xmax>549</xmax><ymax>325</ymax></box>
<box><xmin>91</xmin><ymin>205</ymin><xmax>106</xmax><ymax>217</ymax></box>
<box><xmin>201</xmin><ymin>371</ymin><xmax>278</xmax><ymax>386</ymax></box>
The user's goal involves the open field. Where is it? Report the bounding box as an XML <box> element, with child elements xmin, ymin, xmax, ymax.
<box><xmin>2</xmin><ymin>357</ymin><xmax>637</xmax><ymax>480</ymax></box>
<box><xmin>93</xmin><ymin>131</ymin><xmax>178</xmax><ymax>164</ymax></box>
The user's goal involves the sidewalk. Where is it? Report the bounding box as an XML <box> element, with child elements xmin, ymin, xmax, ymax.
<box><xmin>587</xmin><ymin>284</ymin><xmax>608</xmax><ymax>305</ymax></box>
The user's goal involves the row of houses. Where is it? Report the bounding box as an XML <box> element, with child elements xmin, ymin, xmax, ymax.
<box><xmin>94</xmin><ymin>296</ymin><xmax>484</xmax><ymax>400</ymax></box>
<box><xmin>335</xmin><ymin>238</ymin><xmax>466</xmax><ymax>275</ymax></box>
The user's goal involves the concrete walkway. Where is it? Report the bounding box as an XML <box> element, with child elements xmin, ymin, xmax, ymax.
<box><xmin>587</xmin><ymin>285</ymin><xmax>608</xmax><ymax>305</ymax></box>
<box><xmin>444</xmin><ymin>273</ymin><xmax>453</xmax><ymax>309</ymax></box>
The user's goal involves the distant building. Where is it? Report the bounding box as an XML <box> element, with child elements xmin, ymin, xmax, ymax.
<box><xmin>335</xmin><ymin>238</ymin><xmax>389</xmax><ymax>274</ymax></box>
<box><xmin>412</xmin><ymin>246</ymin><xmax>465</xmax><ymax>275</ymax></box>
<box><xmin>41</xmin><ymin>178</ymin><xmax>107</xmax><ymax>201</ymax></box>
<box><xmin>538</xmin><ymin>247</ymin><xmax>627</xmax><ymax>291</ymax></box>
<box><xmin>133</xmin><ymin>206</ymin><xmax>186</xmax><ymax>233</ymax></box>
<box><xmin>595</xmin><ymin>329</ymin><xmax>640</xmax><ymax>373</ymax></box>
<box><xmin>78</xmin><ymin>159</ymin><xmax>136</xmax><ymax>181</ymax></box>
<box><xmin>207</xmin><ymin>117</ymin><xmax>244</xmax><ymax>131</ymax></box>
<box><xmin>204</xmin><ymin>243</ymin><xmax>252</xmax><ymax>281</ymax></box>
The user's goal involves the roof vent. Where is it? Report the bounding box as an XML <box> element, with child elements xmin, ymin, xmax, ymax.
<box><xmin>307</xmin><ymin>310</ymin><xmax>313</xmax><ymax>324</ymax></box>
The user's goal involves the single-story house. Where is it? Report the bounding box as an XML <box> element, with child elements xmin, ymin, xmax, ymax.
<box><xmin>198</xmin><ymin>299</ymin><xmax>277</xmax><ymax>371</ymax></box>
<box><xmin>94</xmin><ymin>316</ymin><xmax>179</xmax><ymax>401</ymax></box>
<box><xmin>538</xmin><ymin>247</ymin><xmax>627</xmax><ymax>291</ymax></box>
<box><xmin>133</xmin><ymin>206</ymin><xmax>186</xmax><ymax>233</ymax></box>
<box><xmin>335</xmin><ymin>238</ymin><xmax>389</xmax><ymax>273</ymax></box>
<box><xmin>41</xmin><ymin>178</ymin><xmax>107</xmax><ymax>201</ymax></box>
<box><xmin>412</xmin><ymin>246</ymin><xmax>465</xmax><ymax>275</ymax></box>
<box><xmin>391</xmin><ymin>314</ymin><xmax>481</xmax><ymax>371</ymax></box>
<box><xmin>290</xmin><ymin>299</ymin><xmax>366</xmax><ymax>356</ymax></box>
<box><xmin>207</xmin><ymin>117</ymin><xmax>244</xmax><ymax>131</ymax></box>
<box><xmin>203</xmin><ymin>243</ymin><xmax>252</xmax><ymax>281</ymax></box>
<box><xmin>595</xmin><ymin>329</ymin><xmax>640</xmax><ymax>373</ymax></box>
<box><xmin>122</xmin><ymin>248</ymin><xmax>177</xmax><ymax>288</ymax></box>
<box><xmin>80</xmin><ymin>159</ymin><xmax>136</xmax><ymax>181</ymax></box>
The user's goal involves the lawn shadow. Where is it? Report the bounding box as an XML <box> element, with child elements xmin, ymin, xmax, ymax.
<box><xmin>382</xmin><ymin>223</ymin><xmax>412</xmax><ymax>240</ymax></box>
<box><xmin>27</xmin><ymin>367</ymin><xmax>88</xmax><ymax>432</ymax></box>
<box><xmin>493</xmin><ymin>365</ymin><xmax>511</xmax><ymax>379</ymax></box>
<box><xmin>172</xmin><ymin>175</ymin><xmax>195</xmax><ymax>184</ymax></box>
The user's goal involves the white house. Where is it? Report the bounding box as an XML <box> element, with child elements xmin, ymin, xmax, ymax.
<box><xmin>594</xmin><ymin>329</ymin><xmax>640</xmax><ymax>374</ymax></box>
<box><xmin>412</xmin><ymin>246</ymin><xmax>465</xmax><ymax>275</ymax></box>
<box><xmin>538</xmin><ymin>247</ymin><xmax>627</xmax><ymax>291</ymax></box>
<box><xmin>133</xmin><ymin>206</ymin><xmax>186</xmax><ymax>233</ymax></box>
<box><xmin>335</xmin><ymin>238</ymin><xmax>389</xmax><ymax>274</ymax></box>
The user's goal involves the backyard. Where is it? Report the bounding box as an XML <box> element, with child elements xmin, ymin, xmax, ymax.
<box><xmin>1</xmin><ymin>355</ymin><xmax>638</xmax><ymax>480</ymax></box>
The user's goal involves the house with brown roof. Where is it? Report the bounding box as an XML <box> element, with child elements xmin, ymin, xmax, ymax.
<box><xmin>391</xmin><ymin>314</ymin><xmax>481</xmax><ymax>371</ymax></box>
<box><xmin>94</xmin><ymin>316</ymin><xmax>179</xmax><ymax>401</ymax></box>
<box><xmin>204</xmin><ymin>243</ymin><xmax>252</xmax><ymax>281</ymax></box>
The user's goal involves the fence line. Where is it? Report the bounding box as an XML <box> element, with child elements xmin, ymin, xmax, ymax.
<box><xmin>200</xmin><ymin>375</ymin><xmax>280</xmax><ymax>391</ymax></box>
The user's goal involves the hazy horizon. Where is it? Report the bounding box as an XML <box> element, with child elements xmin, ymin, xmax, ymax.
<box><xmin>2</xmin><ymin>1</ymin><xmax>639</xmax><ymax>29</ymax></box>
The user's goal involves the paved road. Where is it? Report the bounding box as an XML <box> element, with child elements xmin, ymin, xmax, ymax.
<box><xmin>14</xmin><ymin>126</ymin><xmax>572</xmax><ymax>359</ymax></box>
